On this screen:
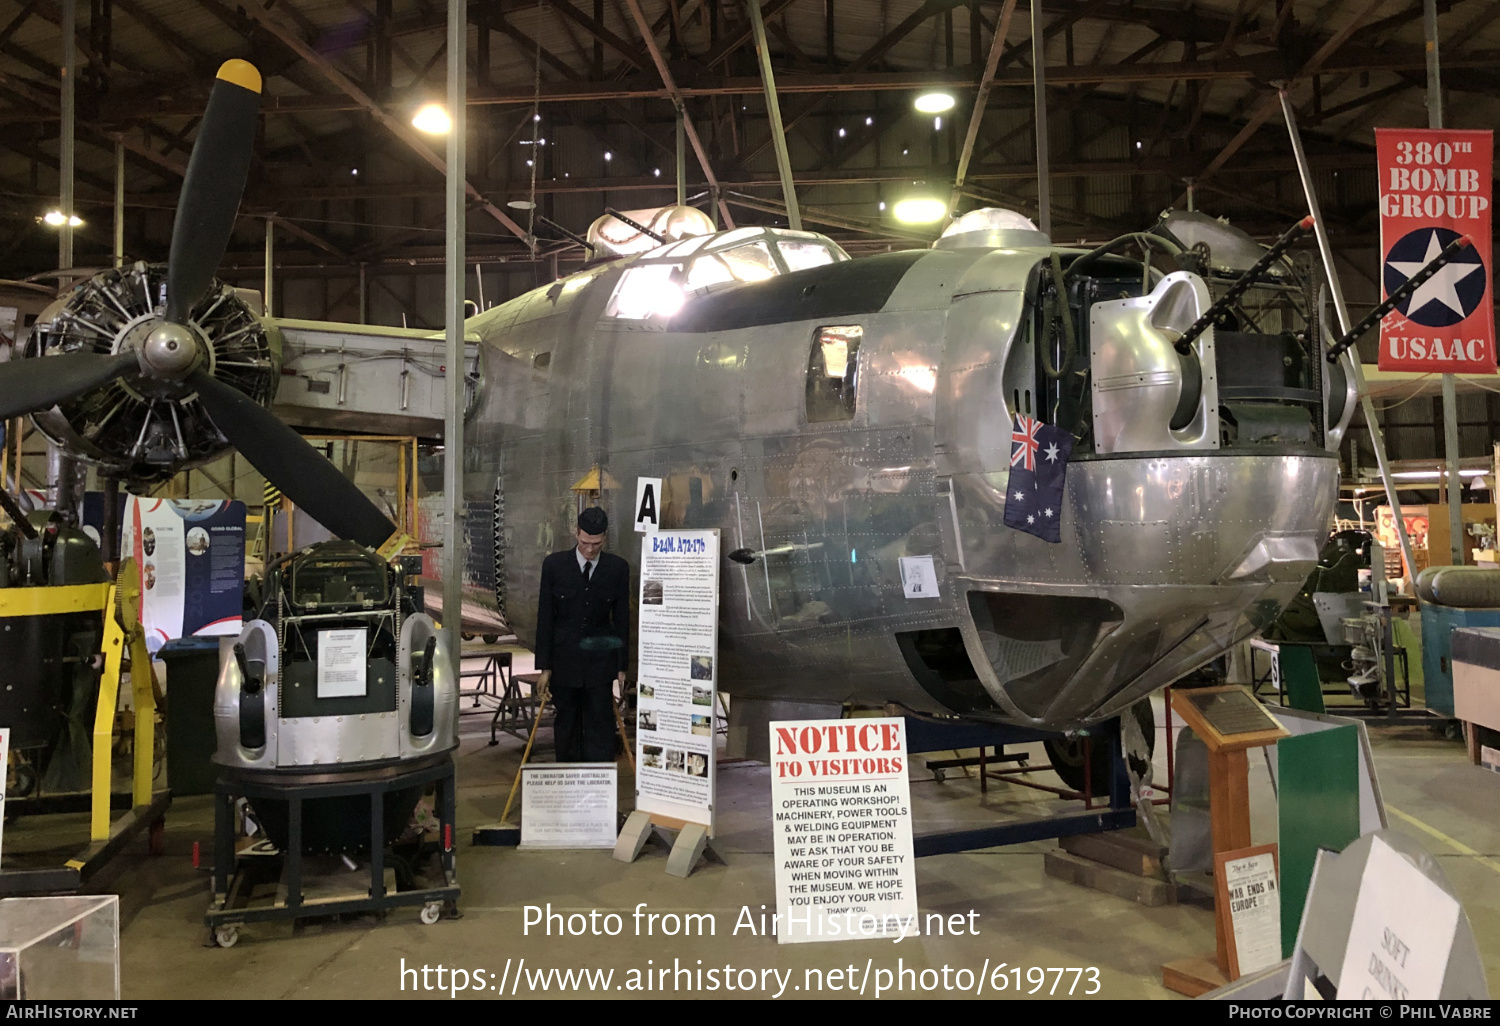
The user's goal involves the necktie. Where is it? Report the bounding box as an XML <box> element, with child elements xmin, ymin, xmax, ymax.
<box><xmin>584</xmin><ymin>561</ymin><xmax>592</xmax><ymax>583</ymax></box>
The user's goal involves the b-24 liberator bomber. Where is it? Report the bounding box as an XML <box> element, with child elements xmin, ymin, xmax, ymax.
<box><xmin>463</xmin><ymin>204</ymin><xmax>1358</xmax><ymax>743</ymax></box>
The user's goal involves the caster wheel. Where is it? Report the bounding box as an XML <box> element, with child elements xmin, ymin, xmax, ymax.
<box><xmin>462</xmin><ymin>633</ymin><xmax>475</xmax><ymax>642</ymax></box>
<box><xmin>932</xmin><ymin>768</ymin><xmax>946</xmax><ymax>784</ymax></box>
<box><xmin>214</xmin><ymin>926</ymin><xmax>239</xmax><ymax>948</ymax></box>
<box><xmin>483</xmin><ymin>634</ymin><xmax>500</xmax><ymax>645</ymax></box>
<box><xmin>420</xmin><ymin>902</ymin><xmax>443</xmax><ymax>925</ymax></box>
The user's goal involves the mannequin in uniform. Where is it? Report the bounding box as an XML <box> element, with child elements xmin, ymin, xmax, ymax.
<box><xmin>534</xmin><ymin>507</ymin><xmax>629</xmax><ymax>762</ymax></box>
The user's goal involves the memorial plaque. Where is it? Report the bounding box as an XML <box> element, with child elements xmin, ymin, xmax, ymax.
<box><xmin>1188</xmin><ymin>689</ymin><xmax>1280</xmax><ymax>736</ymax></box>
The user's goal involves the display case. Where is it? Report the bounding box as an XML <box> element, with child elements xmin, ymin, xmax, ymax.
<box><xmin>0</xmin><ymin>895</ymin><xmax>119</xmax><ymax>998</ymax></box>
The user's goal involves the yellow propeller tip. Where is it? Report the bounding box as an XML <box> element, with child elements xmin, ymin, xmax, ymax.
<box><xmin>216</xmin><ymin>59</ymin><xmax>262</xmax><ymax>94</ymax></box>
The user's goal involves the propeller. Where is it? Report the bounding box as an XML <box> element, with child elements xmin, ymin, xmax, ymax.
<box><xmin>190</xmin><ymin>372</ymin><xmax>395</xmax><ymax>549</ymax></box>
<box><xmin>166</xmin><ymin>59</ymin><xmax>262</xmax><ymax>325</ymax></box>
<box><xmin>0</xmin><ymin>59</ymin><xmax>398</xmax><ymax>551</ymax></box>
<box><xmin>0</xmin><ymin>351</ymin><xmax>137</xmax><ymax>421</ymax></box>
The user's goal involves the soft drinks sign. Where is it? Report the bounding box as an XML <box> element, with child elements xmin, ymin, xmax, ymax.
<box><xmin>1375</xmin><ymin>128</ymin><xmax>1493</xmax><ymax>374</ymax></box>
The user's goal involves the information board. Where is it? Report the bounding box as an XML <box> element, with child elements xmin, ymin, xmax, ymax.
<box><xmin>520</xmin><ymin>764</ymin><xmax>618</xmax><ymax>849</ymax></box>
<box><xmin>634</xmin><ymin>528</ymin><xmax>719</xmax><ymax>829</ymax></box>
<box><xmin>769</xmin><ymin>717</ymin><xmax>918</xmax><ymax>945</ymax></box>
<box><xmin>121</xmin><ymin>497</ymin><xmax>247</xmax><ymax>654</ymax></box>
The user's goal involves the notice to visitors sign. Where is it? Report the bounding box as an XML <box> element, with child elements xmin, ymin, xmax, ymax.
<box><xmin>768</xmin><ymin>717</ymin><xmax>918</xmax><ymax>944</ymax></box>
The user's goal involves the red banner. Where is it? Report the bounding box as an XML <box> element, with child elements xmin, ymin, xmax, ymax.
<box><xmin>1376</xmin><ymin>128</ymin><xmax>1493</xmax><ymax>373</ymax></box>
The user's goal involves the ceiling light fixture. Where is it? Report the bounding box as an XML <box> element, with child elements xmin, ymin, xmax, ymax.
<box><xmin>412</xmin><ymin>103</ymin><xmax>451</xmax><ymax>134</ymax></box>
<box><xmin>913</xmin><ymin>91</ymin><xmax>955</xmax><ymax>114</ymax></box>
<box><xmin>892</xmin><ymin>197</ymin><xmax>947</xmax><ymax>224</ymax></box>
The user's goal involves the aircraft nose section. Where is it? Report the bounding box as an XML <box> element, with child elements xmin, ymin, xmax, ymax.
<box><xmin>949</xmin><ymin>451</ymin><xmax>1340</xmax><ymax>727</ymax></box>
<box><xmin>1222</xmin><ymin>532</ymin><xmax>1322</xmax><ymax>584</ymax></box>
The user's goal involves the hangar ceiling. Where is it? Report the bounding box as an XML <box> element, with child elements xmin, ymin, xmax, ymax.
<box><xmin>0</xmin><ymin>0</ymin><xmax>1496</xmax><ymax>324</ymax></box>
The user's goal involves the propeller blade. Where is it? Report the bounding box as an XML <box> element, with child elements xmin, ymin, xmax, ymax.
<box><xmin>165</xmin><ymin>60</ymin><xmax>262</xmax><ymax>325</ymax></box>
<box><xmin>190</xmin><ymin>371</ymin><xmax>396</xmax><ymax>549</ymax></box>
<box><xmin>0</xmin><ymin>351</ymin><xmax>137</xmax><ymax>421</ymax></box>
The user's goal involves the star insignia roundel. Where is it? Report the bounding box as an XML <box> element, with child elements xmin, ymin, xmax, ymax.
<box><xmin>1383</xmin><ymin>226</ymin><xmax>1488</xmax><ymax>329</ymax></box>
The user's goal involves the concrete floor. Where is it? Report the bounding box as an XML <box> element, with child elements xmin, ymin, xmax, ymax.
<box><xmin>13</xmin><ymin>656</ymin><xmax>1500</xmax><ymax>1001</ymax></box>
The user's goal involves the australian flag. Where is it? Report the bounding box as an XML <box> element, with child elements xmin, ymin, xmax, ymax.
<box><xmin>1004</xmin><ymin>413</ymin><xmax>1072</xmax><ymax>543</ymax></box>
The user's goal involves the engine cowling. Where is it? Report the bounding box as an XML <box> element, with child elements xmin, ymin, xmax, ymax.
<box><xmin>26</xmin><ymin>262</ymin><xmax>280</xmax><ymax>482</ymax></box>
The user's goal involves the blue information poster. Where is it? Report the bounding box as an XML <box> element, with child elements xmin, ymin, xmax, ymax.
<box><xmin>121</xmin><ymin>498</ymin><xmax>246</xmax><ymax>653</ymax></box>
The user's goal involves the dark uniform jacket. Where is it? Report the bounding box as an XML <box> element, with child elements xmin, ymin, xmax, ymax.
<box><xmin>534</xmin><ymin>548</ymin><xmax>630</xmax><ymax>689</ymax></box>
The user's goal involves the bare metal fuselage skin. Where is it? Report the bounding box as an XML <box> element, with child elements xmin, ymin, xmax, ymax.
<box><xmin>463</xmin><ymin>230</ymin><xmax>1340</xmax><ymax>731</ymax></box>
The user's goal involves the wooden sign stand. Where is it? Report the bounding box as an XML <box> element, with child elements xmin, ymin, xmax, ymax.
<box><xmin>1162</xmin><ymin>686</ymin><xmax>1288</xmax><ymax>997</ymax></box>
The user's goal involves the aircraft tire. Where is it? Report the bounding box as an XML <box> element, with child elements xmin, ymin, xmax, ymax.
<box><xmin>1042</xmin><ymin>698</ymin><xmax>1156</xmax><ymax>796</ymax></box>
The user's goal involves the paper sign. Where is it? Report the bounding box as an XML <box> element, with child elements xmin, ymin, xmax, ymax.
<box><xmin>634</xmin><ymin>530</ymin><xmax>718</xmax><ymax>828</ymax></box>
<box><xmin>1336</xmin><ymin>835</ymin><xmax>1462</xmax><ymax>999</ymax></box>
<box><xmin>317</xmin><ymin>628</ymin><xmax>368</xmax><ymax>698</ymax></box>
<box><xmin>899</xmin><ymin>555</ymin><xmax>939</xmax><ymax>599</ymax></box>
<box><xmin>1220</xmin><ymin>848</ymin><xmax>1281</xmax><ymax>976</ymax></box>
<box><xmin>520</xmin><ymin>764</ymin><xmax>618</xmax><ymax>849</ymax></box>
<box><xmin>769</xmin><ymin>717</ymin><xmax>919</xmax><ymax>944</ymax></box>
<box><xmin>634</xmin><ymin>477</ymin><xmax>662</xmax><ymax>533</ymax></box>
<box><xmin>1376</xmin><ymin>128</ymin><xmax>1494</xmax><ymax>373</ymax></box>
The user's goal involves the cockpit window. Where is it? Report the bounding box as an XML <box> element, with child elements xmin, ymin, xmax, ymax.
<box><xmin>779</xmin><ymin>239</ymin><xmax>839</xmax><ymax>272</ymax></box>
<box><xmin>605</xmin><ymin>227</ymin><xmax>850</xmax><ymax>320</ymax></box>
<box><xmin>806</xmin><ymin>325</ymin><xmax>863</xmax><ymax>423</ymax></box>
<box><xmin>718</xmin><ymin>241</ymin><xmax>778</xmax><ymax>282</ymax></box>
<box><xmin>603</xmin><ymin>228</ymin><xmax>852</xmax><ymax>321</ymax></box>
<box><xmin>605</xmin><ymin>263</ymin><xmax>685</xmax><ymax>320</ymax></box>
<box><xmin>686</xmin><ymin>254</ymin><xmax>735</xmax><ymax>290</ymax></box>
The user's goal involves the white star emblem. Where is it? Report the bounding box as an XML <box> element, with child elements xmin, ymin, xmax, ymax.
<box><xmin>1013</xmin><ymin>490</ymin><xmax>1025</xmax><ymax>501</ymax></box>
<box><xmin>1043</xmin><ymin>443</ymin><xmax>1060</xmax><ymax>463</ymax></box>
<box><xmin>1026</xmin><ymin>514</ymin><xmax>1035</xmax><ymax>524</ymax></box>
<box><xmin>1043</xmin><ymin>508</ymin><xmax>1054</xmax><ymax>518</ymax></box>
<box><xmin>1387</xmin><ymin>230</ymin><xmax>1484</xmax><ymax>320</ymax></box>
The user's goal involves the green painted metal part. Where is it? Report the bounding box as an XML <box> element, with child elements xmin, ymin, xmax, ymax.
<box><xmin>1277</xmin><ymin>723</ymin><xmax>1360</xmax><ymax>957</ymax></box>
<box><xmin>1279</xmin><ymin>644</ymin><xmax>1326</xmax><ymax>714</ymax></box>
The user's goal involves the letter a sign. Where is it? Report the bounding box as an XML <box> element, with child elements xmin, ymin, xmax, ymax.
<box><xmin>634</xmin><ymin>477</ymin><xmax>661</xmax><ymax>533</ymax></box>
<box><xmin>1376</xmin><ymin>128</ymin><xmax>1494</xmax><ymax>373</ymax></box>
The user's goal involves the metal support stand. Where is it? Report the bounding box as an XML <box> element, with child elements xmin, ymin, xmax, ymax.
<box><xmin>441</xmin><ymin>0</ymin><xmax>467</xmax><ymax>680</ymax></box>
<box><xmin>1278</xmin><ymin>90</ymin><xmax>1418</xmax><ymax>580</ymax></box>
<box><xmin>1031</xmin><ymin>0</ymin><xmax>1051</xmax><ymax>237</ymax></box>
<box><xmin>745</xmin><ymin>0</ymin><xmax>800</xmax><ymax>230</ymax></box>
<box><xmin>205</xmin><ymin>757</ymin><xmax>459</xmax><ymax>945</ymax></box>
<box><xmin>905</xmin><ymin>718</ymin><xmax>1135</xmax><ymax>857</ymax></box>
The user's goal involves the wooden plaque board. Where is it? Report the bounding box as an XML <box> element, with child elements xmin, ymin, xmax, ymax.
<box><xmin>1170</xmin><ymin>685</ymin><xmax>1288</xmax><ymax>753</ymax></box>
<box><xmin>1214</xmin><ymin>843</ymin><xmax>1281</xmax><ymax>980</ymax></box>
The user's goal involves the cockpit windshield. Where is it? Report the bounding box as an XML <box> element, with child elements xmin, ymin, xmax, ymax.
<box><xmin>605</xmin><ymin>227</ymin><xmax>849</xmax><ymax>321</ymax></box>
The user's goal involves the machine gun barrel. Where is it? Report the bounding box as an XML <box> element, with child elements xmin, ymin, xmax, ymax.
<box><xmin>604</xmin><ymin>207</ymin><xmax>667</xmax><ymax>244</ymax></box>
<box><xmin>1174</xmin><ymin>215</ymin><xmax>1315</xmax><ymax>354</ymax></box>
<box><xmin>1325</xmin><ymin>234</ymin><xmax>1474</xmax><ymax>362</ymax></box>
